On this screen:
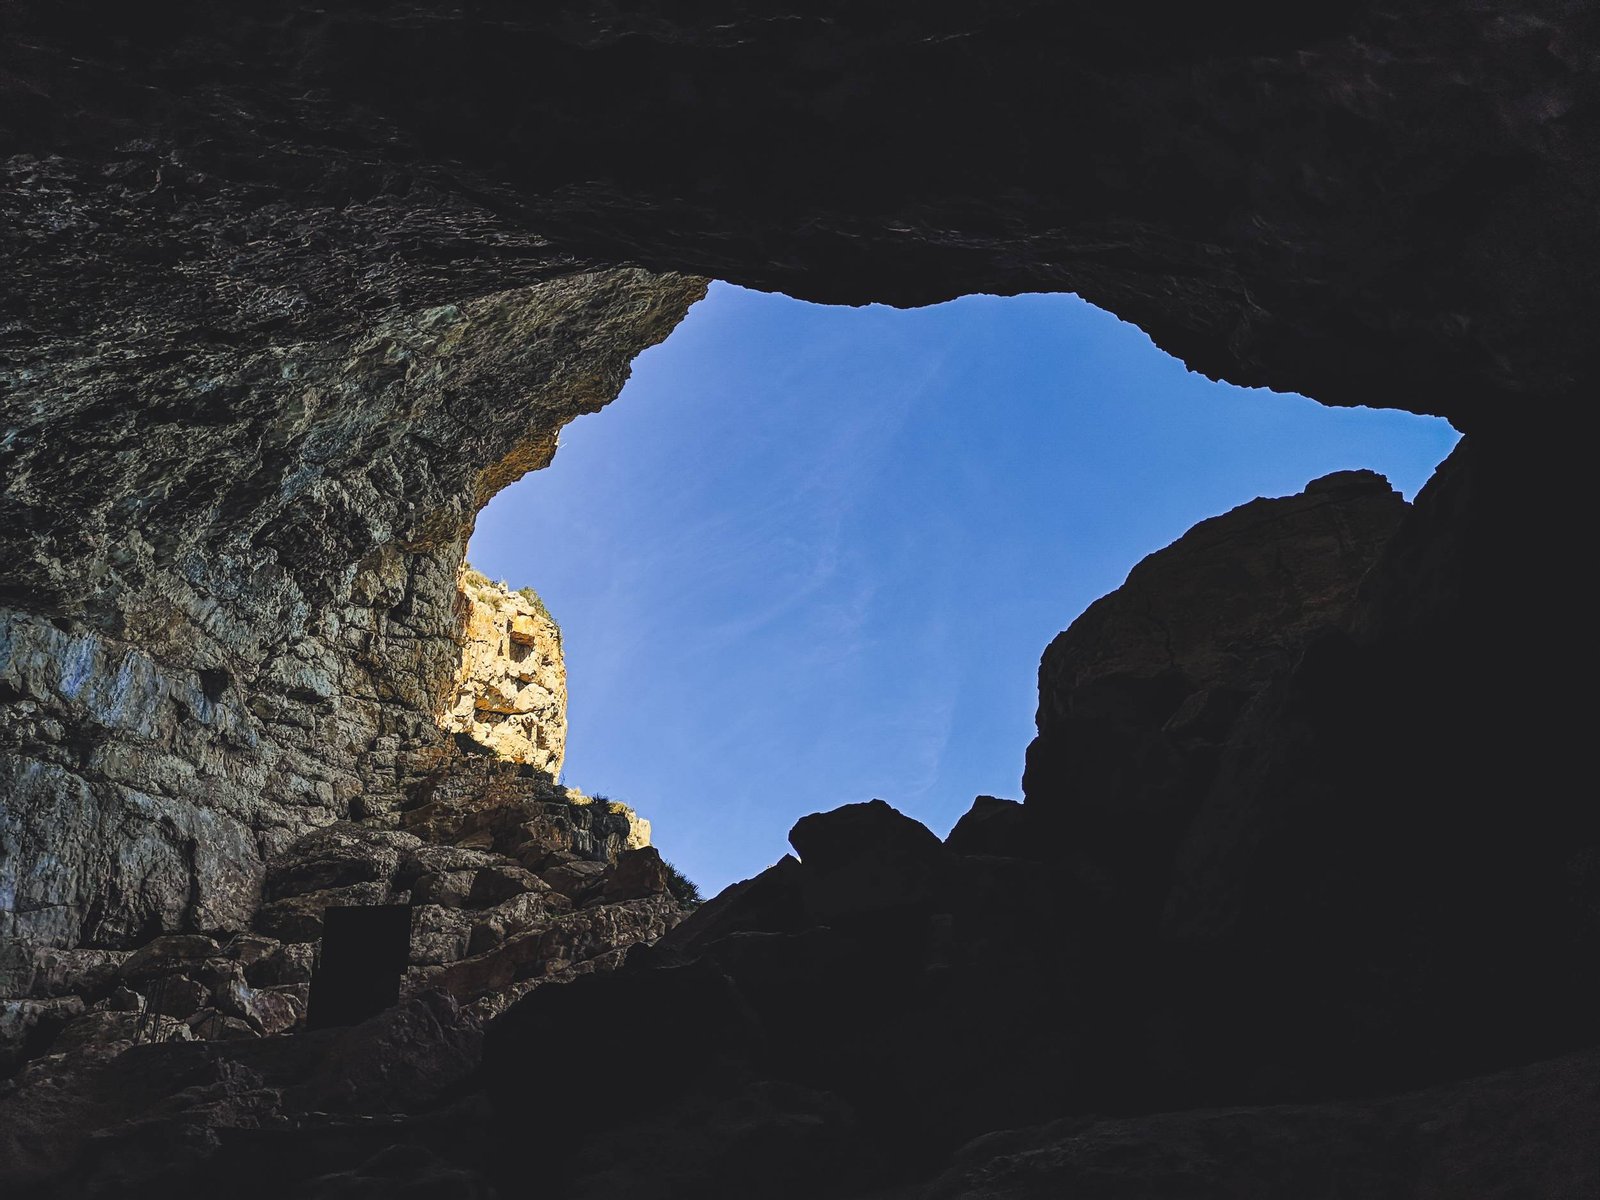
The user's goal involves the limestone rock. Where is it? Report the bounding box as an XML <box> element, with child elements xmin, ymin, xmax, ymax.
<box><xmin>540</xmin><ymin>858</ymin><xmax>607</xmax><ymax>903</ymax></box>
<box><xmin>410</xmin><ymin>871</ymin><xmax>481</xmax><ymax>910</ymax></box>
<box><xmin>119</xmin><ymin>935</ymin><xmax>222</xmax><ymax>984</ymax></box>
<box><xmin>0</xmin><ymin>991</ymin><xmax>488</xmax><ymax>1196</ymax></box>
<box><xmin>0</xmin><ymin>943</ymin><xmax>126</xmax><ymax>1001</ymax></box>
<box><xmin>789</xmin><ymin>798</ymin><xmax>950</xmax><ymax>922</ymax></box>
<box><xmin>603</xmin><ymin>846</ymin><xmax>671</xmax><ymax>902</ymax></box>
<box><xmin>401</xmin><ymin>765</ymin><xmax>649</xmax><ymax>869</ymax></box>
<box><xmin>1</xmin><ymin>253</ymin><xmax>701</xmax><ymax>951</ymax></box>
<box><xmin>409</xmin><ymin>905</ymin><xmax>478</xmax><ymax>967</ymax></box>
<box><xmin>465</xmin><ymin>889</ymin><xmax>573</xmax><ymax>957</ymax></box>
<box><xmin>442</xmin><ymin>570</ymin><xmax>567</xmax><ymax>775</ymax></box>
<box><xmin>264</xmin><ymin>823</ymin><xmax>421</xmax><ymax>903</ymax></box>
<box><xmin>144</xmin><ymin>975</ymin><xmax>209</xmax><ymax>1021</ymax></box>
<box><xmin>52</xmin><ymin>1009</ymin><xmax>195</xmax><ymax>1054</ymax></box>
<box><xmin>412</xmin><ymin>896</ymin><xmax>684</xmax><ymax>1003</ymax></box>
<box><xmin>254</xmin><ymin>882</ymin><xmax>393</xmax><ymax>943</ymax></box>
<box><xmin>247</xmin><ymin>942</ymin><xmax>318</xmax><ymax>988</ymax></box>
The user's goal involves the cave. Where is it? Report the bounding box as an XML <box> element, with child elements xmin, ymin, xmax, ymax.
<box><xmin>2</xmin><ymin>4</ymin><xmax>1597</xmax><ymax>1198</ymax></box>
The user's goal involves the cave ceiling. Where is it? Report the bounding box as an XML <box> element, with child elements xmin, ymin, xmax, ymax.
<box><xmin>5</xmin><ymin>0</ymin><xmax>1597</xmax><ymax>426</ymax></box>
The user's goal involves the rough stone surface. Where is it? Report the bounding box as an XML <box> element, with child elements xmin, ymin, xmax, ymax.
<box><xmin>4</xmin><ymin>4</ymin><xmax>1596</xmax><ymax>421</ymax></box>
<box><xmin>411</xmin><ymin>894</ymin><xmax>684</xmax><ymax>1005</ymax></box>
<box><xmin>0</xmin><ymin>256</ymin><xmax>702</xmax><ymax>948</ymax></box>
<box><xmin>443</xmin><ymin>569</ymin><xmax>567</xmax><ymax>773</ymax></box>
<box><xmin>3</xmin><ymin>4</ymin><xmax>1599</xmax><ymax>1196</ymax></box>
<box><xmin>0</xmin><ymin>991</ymin><xmax>488</xmax><ymax>1198</ymax></box>
<box><xmin>1023</xmin><ymin>470</ymin><xmax>1408</xmax><ymax>924</ymax></box>
<box><xmin>918</xmin><ymin>1046</ymin><xmax>1600</xmax><ymax>1200</ymax></box>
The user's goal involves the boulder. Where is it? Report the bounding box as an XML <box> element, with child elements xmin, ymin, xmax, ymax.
<box><xmin>465</xmin><ymin>889</ymin><xmax>571</xmax><ymax>957</ymax></box>
<box><xmin>411</xmin><ymin>870</ymin><xmax>479</xmax><ymax>909</ymax></box>
<box><xmin>222</xmin><ymin>934</ymin><xmax>281</xmax><ymax>967</ymax></box>
<box><xmin>658</xmin><ymin>856</ymin><xmax>808</xmax><ymax>959</ymax></box>
<box><xmin>247</xmin><ymin>941</ymin><xmax>318</xmax><ymax>987</ymax></box>
<box><xmin>789</xmin><ymin>800</ymin><xmax>948</xmax><ymax>922</ymax></box>
<box><xmin>410</xmin><ymin>905</ymin><xmax>477</xmax><ymax>966</ymax></box>
<box><xmin>467</xmin><ymin>863</ymin><xmax>547</xmax><ymax>907</ymax></box>
<box><xmin>540</xmin><ymin>858</ymin><xmax>607</xmax><ymax>902</ymax></box>
<box><xmin>414</xmin><ymin>897</ymin><xmax>684</xmax><ymax>1003</ymax></box>
<box><xmin>225</xmin><ymin>985</ymin><xmax>303</xmax><ymax>1036</ymax></box>
<box><xmin>1022</xmin><ymin>472</ymin><xmax>1409</xmax><ymax>934</ymax></box>
<box><xmin>264</xmin><ymin>823</ymin><xmax>419</xmax><ymax>902</ymax></box>
<box><xmin>254</xmin><ymin>881</ymin><xmax>392</xmax><ymax>943</ymax></box>
<box><xmin>185</xmin><ymin>1010</ymin><xmax>258</xmax><ymax>1041</ymax></box>
<box><xmin>0</xmin><ymin>943</ymin><xmax>127</xmax><ymax>1001</ymax></box>
<box><xmin>394</xmin><ymin>844</ymin><xmax>504</xmax><ymax>890</ymax></box>
<box><xmin>51</xmin><ymin>1010</ymin><xmax>194</xmax><ymax>1053</ymax></box>
<box><xmin>603</xmin><ymin>846</ymin><xmax>671</xmax><ymax>901</ymax></box>
<box><xmin>142</xmin><ymin>974</ymin><xmax>209</xmax><ymax>1020</ymax></box>
<box><xmin>119</xmin><ymin>935</ymin><xmax>222</xmax><ymax>983</ymax></box>
<box><xmin>944</xmin><ymin>796</ymin><xmax>1030</xmax><ymax>858</ymax></box>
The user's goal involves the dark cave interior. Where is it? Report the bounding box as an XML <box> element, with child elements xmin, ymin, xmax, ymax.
<box><xmin>2</xmin><ymin>3</ymin><xmax>1597</xmax><ymax>1196</ymax></box>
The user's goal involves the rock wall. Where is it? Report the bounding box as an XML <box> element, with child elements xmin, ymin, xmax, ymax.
<box><xmin>4</xmin><ymin>1</ymin><xmax>1594</xmax><ymax>954</ymax></box>
<box><xmin>442</xmin><ymin>569</ymin><xmax>568</xmax><ymax>774</ymax></box>
<box><xmin>1</xmin><ymin>271</ymin><xmax>705</xmax><ymax>949</ymax></box>
<box><xmin>5</xmin><ymin>2</ymin><xmax>1596</xmax><ymax>423</ymax></box>
<box><xmin>3</xmin><ymin>3</ymin><xmax>1598</xmax><ymax>1196</ymax></box>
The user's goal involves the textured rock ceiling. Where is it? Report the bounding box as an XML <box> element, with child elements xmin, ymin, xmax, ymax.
<box><xmin>5</xmin><ymin>0</ymin><xmax>1597</xmax><ymax>423</ymax></box>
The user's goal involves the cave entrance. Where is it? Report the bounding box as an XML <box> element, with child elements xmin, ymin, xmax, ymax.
<box><xmin>467</xmin><ymin>282</ymin><xmax>1459</xmax><ymax>897</ymax></box>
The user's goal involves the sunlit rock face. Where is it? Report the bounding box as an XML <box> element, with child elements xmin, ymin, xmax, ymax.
<box><xmin>443</xmin><ymin>569</ymin><xmax>568</xmax><ymax>775</ymax></box>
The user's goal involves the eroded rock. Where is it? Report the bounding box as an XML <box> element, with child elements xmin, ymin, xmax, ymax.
<box><xmin>443</xmin><ymin>570</ymin><xmax>567</xmax><ymax>774</ymax></box>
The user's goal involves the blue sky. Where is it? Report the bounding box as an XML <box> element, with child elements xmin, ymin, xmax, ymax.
<box><xmin>468</xmin><ymin>282</ymin><xmax>1459</xmax><ymax>896</ymax></box>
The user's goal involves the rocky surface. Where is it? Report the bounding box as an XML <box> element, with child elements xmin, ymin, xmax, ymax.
<box><xmin>1023</xmin><ymin>470</ymin><xmax>1407</xmax><ymax>935</ymax></box>
<box><xmin>912</xmin><ymin>1044</ymin><xmax>1600</xmax><ymax>1200</ymax></box>
<box><xmin>6</xmin><ymin>3</ymin><xmax>1598</xmax><ymax>421</ymax></box>
<box><xmin>476</xmin><ymin>460</ymin><xmax>1599</xmax><ymax>1194</ymax></box>
<box><xmin>4</xmin><ymin>3</ymin><xmax>1599</xmax><ymax>1197</ymax></box>
<box><xmin>444</xmin><ymin>568</ymin><xmax>567</xmax><ymax>773</ymax></box>
<box><xmin>0</xmin><ymin>258</ymin><xmax>700</xmax><ymax>948</ymax></box>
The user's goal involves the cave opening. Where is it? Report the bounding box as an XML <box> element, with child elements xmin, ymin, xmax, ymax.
<box><xmin>467</xmin><ymin>282</ymin><xmax>1459</xmax><ymax>896</ymax></box>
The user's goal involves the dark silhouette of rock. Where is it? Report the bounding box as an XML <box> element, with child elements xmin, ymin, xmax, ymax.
<box><xmin>920</xmin><ymin>1045</ymin><xmax>1600</xmax><ymax>1200</ymax></box>
<box><xmin>790</xmin><ymin>798</ymin><xmax>950</xmax><ymax>922</ymax></box>
<box><xmin>944</xmin><ymin>796</ymin><xmax>1029</xmax><ymax>857</ymax></box>
<box><xmin>1024</xmin><ymin>470</ymin><xmax>1407</xmax><ymax>923</ymax></box>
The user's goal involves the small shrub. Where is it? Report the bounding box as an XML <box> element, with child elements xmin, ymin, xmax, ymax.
<box><xmin>514</xmin><ymin>585</ymin><xmax>555</xmax><ymax>627</ymax></box>
<box><xmin>663</xmin><ymin>861</ymin><xmax>702</xmax><ymax>909</ymax></box>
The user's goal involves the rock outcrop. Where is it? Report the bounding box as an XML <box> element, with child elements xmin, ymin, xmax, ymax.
<box><xmin>476</xmin><ymin>461</ymin><xmax>1599</xmax><ymax>1194</ymax></box>
<box><xmin>0</xmin><ymin>266</ymin><xmax>702</xmax><ymax>950</ymax></box>
<box><xmin>1023</xmin><ymin>470</ymin><xmax>1408</xmax><ymax>929</ymax></box>
<box><xmin>443</xmin><ymin>568</ymin><xmax>567</xmax><ymax>773</ymax></box>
